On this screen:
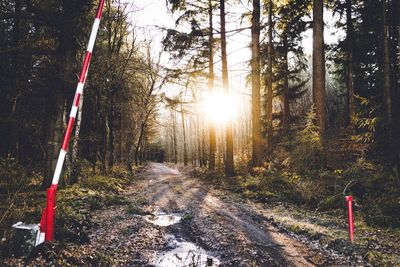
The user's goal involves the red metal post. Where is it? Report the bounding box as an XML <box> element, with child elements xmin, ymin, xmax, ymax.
<box><xmin>39</xmin><ymin>0</ymin><xmax>105</xmax><ymax>242</ymax></box>
<box><xmin>45</xmin><ymin>185</ymin><xmax>57</xmax><ymax>241</ymax></box>
<box><xmin>345</xmin><ymin>195</ymin><xmax>354</xmax><ymax>243</ymax></box>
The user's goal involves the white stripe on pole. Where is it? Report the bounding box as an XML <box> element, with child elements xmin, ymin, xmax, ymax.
<box><xmin>87</xmin><ymin>18</ymin><xmax>101</xmax><ymax>53</ymax></box>
<box><xmin>52</xmin><ymin>149</ymin><xmax>67</xmax><ymax>185</ymax></box>
<box><xmin>77</xmin><ymin>83</ymin><xmax>84</xmax><ymax>94</ymax></box>
<box><xmin>69</xmin><ymin>106</ymin><xmax>78</xmax><ymax>118</ymax></box>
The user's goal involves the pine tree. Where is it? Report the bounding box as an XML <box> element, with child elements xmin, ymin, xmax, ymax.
<box><xmin>312</xmin><ymin>0</ymin><xmax>327</xmax><ymax>157</ymax></box>
<box><xmin>220</xmin><ymin>0</ymin><xmax>235</xmax><ymax>176</ymax></box>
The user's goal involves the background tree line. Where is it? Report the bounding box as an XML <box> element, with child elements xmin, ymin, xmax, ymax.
<box><xmin>159</xmin><ymin>0</ymin><xmax>400</xmax><ymax>226</ymax></box>
<box><xmin>160</xmin><ymin>0</ymin><xmax>400</xmax><ymax>173</ymax></box>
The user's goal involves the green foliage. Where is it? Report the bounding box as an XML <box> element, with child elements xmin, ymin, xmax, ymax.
<box><xmin>290</xmin><ymin>107</ymin><xmax>323</xmax><ymax>172</ymax></box>
<box><xmin>352</xmin><ymin>95</ymin><xmax>378</xmax><ymax>143</ymax></box>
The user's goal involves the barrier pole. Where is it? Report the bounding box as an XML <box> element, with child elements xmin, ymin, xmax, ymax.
<box><xmin>345</xmin><ymin>195</ymin><xmax>354</xmax><ymax>243</ymax></box>
<box><xmin>40</xmin><ymin>0</ymin><xmax>105</xmax><ymax>242</ymax></box>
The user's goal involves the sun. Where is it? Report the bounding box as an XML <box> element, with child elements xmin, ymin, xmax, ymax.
<box><xmin>201</xmin><ymin>91</ymin><xmax>238</xmax><ymax>124</ymax></box>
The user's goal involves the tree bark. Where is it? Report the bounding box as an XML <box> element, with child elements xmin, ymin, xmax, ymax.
<box><xmin>312</xmin><ymin>0</ymin><xmax>327</xmax><ymax>152</ymax></box>
<box><xmin>107</xmin><ymin>95</ymin><xmax>114</xmax><ymax>171</ymax></box>
<box><xmin>220</xmin><ymin>0</ymin><xmax>235</xmax><ymax>176</ymax></box>
<box><xmin>70</xmin><ymin>94</ymin><xmax>83</xmax><ymax>184</ymax></box>
<box><xmin>397</xmin><ymin>0</ymin><xmax>400</xmax><ymax>168</ymax></box>
<box><xmin>102</xmin><ymin>110</ymin><xmax>110</xmax><ymax>174</ymax></box>
<box><xmin>266</xmin><ymin>0</ymin><xmax>273</xmax><ymax>148</ymax></box>
<box><xmin>282</xmin><ymin>33</ymin><xmax>290</xmax><ymax>130</ymax></box>
<box><xmin>134</xmin><ymin>121</ymin><xmax>146</xmax><ymax>166</ymax></box>
<box><xmin>43</xmin><ymin>94</ymin><xmax>64</xmax><ymax>189</ymax></box>
<box><xmin>346</xmin><ymin>0</ymin><xmax>355</xmax><ymax>126</ymax></box>
<box><xmin>382</xmin><ymin>0</ymin><xmax>392</xmax><ymax>145</ymax></box>
<box><xmin>172</xmin><ymin>110</ymin><xmax>178</xmax><ymax>164</ymax></box>
<box><xmin>208</xmin><ymin>0</ymin><xmax>216</xmax><ymax>170</ymax></box>
<box><xmin>251</xmin><ymin>0</ymin><xmax>262</xmax><ymax>167</ymax></box>
<box><xmin>181</xmin><ymin>104</ymin><xmax>188</xmax><ymax>166</ymax></box>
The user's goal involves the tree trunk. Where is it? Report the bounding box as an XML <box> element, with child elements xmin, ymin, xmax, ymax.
<box><xmin>266</xmin><ymin>0</ymin><xmax>273</xmax><ymax>148</ymax></box>
<box><xmin>181</xmin><ymin>104</ymin><xmax>188</xmax><ymax>166</ymax></box>
<box><xmin>196</xmin><ymin>113</ymin><xmax>202</xmax><ymax>166</ymax></box>
<box><xmin>282</xmin><ymin>33</ymin><xmax>290</xmax><ymax>130</ymax></box>
<box><xmin>102</xmin><ymin>110</ymin><xmax>110</xmax><ymax>174</ymax></box>
<box><xmin>346</xmin><ymin>0</ymin><xmax>355</xmax><ymax>126</ymax></box>
<box><xmin>125</xmin><ymin>132</ymin><xmax>133</xmax><ymax>173</ymax></box>
<box><xmin>43</xmin><ymin>0</ymin><xmax>87</xmax><ymax>186</ymax></box>
<box><xmin>172</xmin><ymin>110</ymin><xmax>178</xmax><ymax>164</ymax></box>
<box><xmin>251</xmin><ymin>0</ymin><xmax>262</xmax><ymax>167</ymax></box>
<box><xmin>220</xmin><ymin>0</ymin><xmax>235</xmax><ymax>176</ymax></box>
<box><xmin>312</xmin><ymin>0</ymin><xmax>327</xmax><ymax>153</ymax></box>
<box><xmin>92</xmin><ymin>94</ymin><xmax>99</xmax><ymax>173</ymax></box>
<box><xmin>208</xmin><ymin>0</ymin><xmax>216</xmax><ymax>170</ymax></box>
<box><xmin>397</xmin><ymin>0</ymin><xmax>400</xmax><ymax>168</ymax></box>
<box><xmin>382</xmin><ymin>0</ymin><xmax>392</xmax><ymax>146</ymax></box>
<box><xmin>43</xmin><ymin>92</ymin><xmax>65</xmax><ymax>189</ymax></box>
<box><xmin>10</xmin><ymin>0</ymin><xmax>21</xmax><ymax>158</ymax></box>
<box><xmin>134</xmin><ymin>121</ymin><xmax>146</xmax><ymax>166</ymax></box>
<box><xmin>202</xmin><ymin>124</ymin><xmax>207</xmax><ymax>167</ymax></box>
<box><xmin>70</xmin><ymin>94</ymin><xmax>83</xmax><ymax>184</ymax></box>
<box><xmin>43</xmin><ymin>46</ymin><xmax>74</xmax><ymax>187</ymax></box>
<box><xmin>107</xmin><ymin>95</ymin><xmax>114</xmax><ymax>171</ymax></box>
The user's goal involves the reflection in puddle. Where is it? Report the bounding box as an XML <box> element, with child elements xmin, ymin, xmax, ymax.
<box><xmin>155</xmin><ymin>235</ymin><xmax>220</xmax><ymax>267</ymax></box>
<box><xmin>145</xmin><ymin>212</ymin><xmax>182</xmax><ymax>226</ymax></box>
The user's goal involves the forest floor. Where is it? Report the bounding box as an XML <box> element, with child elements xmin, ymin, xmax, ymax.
<box><xmin>2</xmin><ymin>162</ymin><xmax>400</xmax><ymax>266</ymax></box>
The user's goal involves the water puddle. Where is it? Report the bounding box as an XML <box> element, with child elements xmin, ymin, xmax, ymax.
<box><xmin>154</xmin><ymin>235</ymin><xmax>220</xmax><ymax>267</ymax></box>
<box><xmin>144</xmin><ymin>212</ymin><xmax>182</xmax><ymax>226</ymax></box>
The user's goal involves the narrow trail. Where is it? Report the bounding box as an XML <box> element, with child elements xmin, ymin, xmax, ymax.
<box><xmin>83</xmin><ymin>163</ymin><xmax>349</xmax><ymax>266</ymax></box>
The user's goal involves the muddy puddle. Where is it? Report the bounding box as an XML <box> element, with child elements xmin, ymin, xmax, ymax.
<box><xmin>153</xmin><ymin>235</ymin><xmax>220</xmax><ymax>267</ymax></box>
<box><xmin>144</xmin><ymin>212</ymin><xmax>182</xmax><ymax>226</ymax></box>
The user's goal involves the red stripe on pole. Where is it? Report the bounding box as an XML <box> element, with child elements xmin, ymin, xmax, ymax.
<box><xmin>39</xmin><ymin>208</ymin><xmax>47</xmax><ymax>233</ymax></box>
<box><xmin>96</xmin><ymin>0</ymin><xmax>105</xmax><ymax>18</ymax></box>
<box><xmin>79</xmin><ymin>52</ymin><xmax>92</xmax><ymax>83</ymax></box>
<box><xmin>61</xmin><ymin>117</ymin><xmax>75</xmax><ymax>151</ymax></box>
<box><xmin>45</xmin><ymin>185</ymin><xmax>57</xmax><ymax>241</ymax></box>
<box><xmin>73</xmin><ymin>93</ymin><xmax>81</xmax><ymax>107</ymax></box>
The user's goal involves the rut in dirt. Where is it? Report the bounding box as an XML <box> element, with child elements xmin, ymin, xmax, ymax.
<box><xmin>87</xmin><ymin>163</ymin><xmax>350</xmax><ymax>266</ymax></box>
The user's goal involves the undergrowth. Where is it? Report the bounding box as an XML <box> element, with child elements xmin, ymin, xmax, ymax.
<box><xmin>0</xmin><ymin>160</ymin><xmax>140</xmax><ymax>259</ymax></box>
<box><xmin>224</xmin><ymin>108</ymin><xmax>400</xmax><ymax>229</ymax></box>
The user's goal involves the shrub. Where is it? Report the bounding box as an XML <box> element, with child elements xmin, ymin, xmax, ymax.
<box><xmin>290</xmin><ymin>107</ymin><xmax>323</xmax><ymax>173</ymax></box>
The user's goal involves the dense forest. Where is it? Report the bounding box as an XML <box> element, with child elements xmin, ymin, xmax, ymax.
<box><xmin>1</xmin><ymin>0</ymin><xmax>400</xmax><ymax>265</ymax></box>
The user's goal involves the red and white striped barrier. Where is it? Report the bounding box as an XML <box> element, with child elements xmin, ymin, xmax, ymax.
<box><xmin>37</xmin><ymin>0</ymin><xmax>105</xmax><ymax>244</ymax></box>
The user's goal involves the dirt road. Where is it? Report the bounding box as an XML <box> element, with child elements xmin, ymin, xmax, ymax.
<box><xmin>85</xmin><ymin>163</ymin><xmax>349</xmax><ymax>266</ymax></box>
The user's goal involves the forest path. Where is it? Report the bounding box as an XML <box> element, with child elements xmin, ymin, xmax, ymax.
<box><xmin>87</xmin><ymin>163</ymin><xmax>348</xmax><ymax>266</ymax></box>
